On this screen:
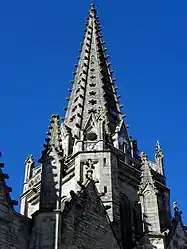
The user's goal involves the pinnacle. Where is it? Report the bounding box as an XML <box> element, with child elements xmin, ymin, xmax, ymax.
<box><xmin>42</xmin><ymin>114</ymin><xmax>62</xmax><ymax>153</ymax></box>
<box><xmin>155</xmin><ymin>140</ymin><xmax>163</xmax><ymax>158</ymax></box>
<box><xmin>140</xmin><ymin>152</ymin><xmax>155</xmax><ymax>186</ymax></box>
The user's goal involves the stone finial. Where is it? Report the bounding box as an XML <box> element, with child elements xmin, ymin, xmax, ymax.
<box><xmin>173</xmin><ymin>202</ymin><xmax>182</xmax><ymax>221</ymax></box>
<box><xmin>140</xmin><ymin>151</ymin><xmax>148</xmax><ymax>163</ymax></box>
<box><xmin>25</xmin><ymin>154</ymin><xmax>34</xmax><ymax>166</ymax></box>
<box><xmin>90</xmin><ymin>3</ymin><xmax>97</xmax><ymax>16</ymax></box>
<box><xmin>85</xmin><ymin>159</ymin><xmax>95</xmax><ymax>180</ymax></box>
<box><xmin>155</xmin><ymin>140</ymin><xmax>164</xmax><ymax>159</ymax></box>
<box><xmin>90</xmin><ymin>3</ymin><xmax>96</xmax><ymax>11</ymax></box>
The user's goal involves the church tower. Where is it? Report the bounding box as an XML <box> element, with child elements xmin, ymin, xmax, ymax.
<box><xmin>17</xmin><ymin>4</ymin><xmax>187</xmax><ymax>249</ymax></box>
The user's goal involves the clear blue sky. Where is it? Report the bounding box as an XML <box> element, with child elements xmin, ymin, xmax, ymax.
<box><xmin>0</xmin><ymin>0</ymin><xmax>187</xmax><ymax>222</ymax></box>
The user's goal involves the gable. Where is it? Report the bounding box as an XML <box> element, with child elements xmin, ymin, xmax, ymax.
<box><xmin>60</xmin><ymin>181</ymin><xmax>121</xmax><ymax>249</ymax></box>
<box><xmin>167</xmin><ymin>221</ymin><xmax>187</xmax><ymax>249</ymax></box>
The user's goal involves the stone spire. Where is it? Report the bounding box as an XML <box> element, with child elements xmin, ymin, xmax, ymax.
<box><xmin>64</xmin><ymin>3</ymin><xmax>124</xmax><ymax>138</ymax></box>
<box><xmin>155</xmin><ymin>140</ymin><xmax>164</xmax><ymax>175</ymax></box>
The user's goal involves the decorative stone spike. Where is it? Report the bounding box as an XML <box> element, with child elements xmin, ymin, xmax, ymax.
<box><xmin>122</xmin><ymin>114</ymin><xmax>127</xmax><ymax>118</ymax></box>
<box><xmin>6</xmin><ymin>186</ymin><xmax>12</xmax><ymax>192</ymax></box>
<box><xmin>73</xmin><ymin>72</ymin><xmax>77</xmax><ymax>76</ymax></box>
<box><xmin>126</xmin><ymin>125</ymin><xmax>130</xmax><ymax>128</ymax></box>
<box><xmin>117</xmin><ymin>95</ymin><xmax>121</xmax><ymax>99</ymax></box>
<box><xmin>64</xmin><ymin>107</ymin><xmax>68</xmax><ymax>111</ymax></box>
<box><xmin>61</xmin><ymin>117</ymin><xmax>65</xmax><ymax>121</ymax></box>
<box><xmin>68</xmin><ymin>89</ymin><xmax>72</xmax><ymax>92</ymax></box>
<box><xmin>0</xmin><ymin>163</ymin><xmax>4</xmax><ymax>168</ymax></box>
<box><xmin>70</xmin><ymin>80</ymin><xmax>74</xmax><ymax>84</ymax></box>
<box><xmin>74</xmin><ymin>64</ymin><xmax>78</xmax><ymax>68</ymax></box>
<box><xmin>119</xmin><ymin>104</ymin><xmax>124</xmax><ymax>108</ymax></box>
<box><xmin>66</xmin><ymin>98</ymin><xmax>70</xmax><ymax>101</ymax></box>
<box><xmin>11</xmin><ymin>200</ymin><xmax>18</xmax><ymax>206</ymax></box>
<box><xmin>2</xmin><ymin>173</ymin><xmax>9</xmax><ymax>179</ymax></box>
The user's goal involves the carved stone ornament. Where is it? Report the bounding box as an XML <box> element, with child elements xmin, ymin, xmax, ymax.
<box><xmin>85</xmin><ymin>159</ymin><xmax>95</xmax><ymax>180</ymax></box>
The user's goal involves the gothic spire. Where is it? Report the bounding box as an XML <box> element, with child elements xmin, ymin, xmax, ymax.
<box><xmin>64</xmin><ymin>3</ymin><xmax>124</xmax><ymax>138</ymax></box>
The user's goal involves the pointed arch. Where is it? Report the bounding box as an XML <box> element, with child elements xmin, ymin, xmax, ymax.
<box><xmin>120</xmin><ymin>193</ymin><xmax>134</xmax><ymax>249</ymax></box>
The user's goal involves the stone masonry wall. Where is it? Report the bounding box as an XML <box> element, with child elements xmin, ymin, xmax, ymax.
<box><xmin>60</xmin><ymin>181</ymin><xmax>122</xmax><ymax>249</ymax></box>
<box><xmin>0</xmin><ymin>205</ymin><xmax>30</xmax><ymax>249</ymax></box>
